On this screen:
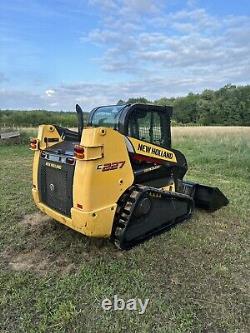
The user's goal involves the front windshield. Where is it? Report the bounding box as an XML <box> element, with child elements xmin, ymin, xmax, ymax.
<box><xmin>91</xmin><ymin>105</ymin><xmax>126</xmax><ymax>128</ymax></box>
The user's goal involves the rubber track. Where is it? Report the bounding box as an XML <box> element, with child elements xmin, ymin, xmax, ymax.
<box><xmin>111</xmin><ymin>184</ymin><xmax>194</xmax><ymax>250</ymax></box>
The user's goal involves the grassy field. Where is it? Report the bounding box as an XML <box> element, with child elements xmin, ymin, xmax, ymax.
<box><xmin>0</xmin><ymin>127</ymin><xmax>249</xmax><ymax>332</ymax></box>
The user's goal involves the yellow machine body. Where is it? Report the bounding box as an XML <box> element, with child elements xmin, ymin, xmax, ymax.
<box><xmin>32</xmin><ymin>125</ymin><xmax>134</xmax><ymax>237</ymax></box>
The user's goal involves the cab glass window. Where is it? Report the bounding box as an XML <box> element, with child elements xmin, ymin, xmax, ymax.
<box><xmin>128</xmin><ymin>109</ymin><xmax>170</xmax><ymax>148</ymax></box>
<box><xmin>91</xmin><ymin>105</ymin><xmax>125</xmax><ymax>128</ymax></box>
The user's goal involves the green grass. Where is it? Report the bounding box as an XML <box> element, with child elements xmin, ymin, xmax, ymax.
<box><xmin>0</xmin><ymin>128</ymin><xmax>249</xmax><ymax>332</ymax></box>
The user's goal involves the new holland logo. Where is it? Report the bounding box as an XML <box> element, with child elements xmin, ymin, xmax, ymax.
<box><xmin>137</xmin><ymin>143</ymin><xmax>173</xmax><ymax>160</ymax></box>
<box><xmin>45</xmin><ymin>162</ymin><xmax>62</xmax><ymax>170</ymax></box>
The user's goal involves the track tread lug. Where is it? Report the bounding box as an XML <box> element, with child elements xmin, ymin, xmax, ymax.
<box><xmin>111</xmin><ymin>184</ymin><xmax>194</xmax><ymax>250</ymax></box>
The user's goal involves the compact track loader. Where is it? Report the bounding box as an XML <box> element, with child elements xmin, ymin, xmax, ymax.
<box><xmin>31</xmin><ymin>104</ymin><xmax>228</xmax><ymax>249</ymax></box>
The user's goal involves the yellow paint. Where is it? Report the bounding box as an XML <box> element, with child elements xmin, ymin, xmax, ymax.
<box><xmin>32</xmin><ymin>194</ymin><xmax>117</xmax><ymax>238</ymax></box>
<box><xmin>32</xmin><ymin>124</ymin><xmax>62</xmax><ymax>192</ymax></box>
<box><xmin>128</xmin><ymin>137</ymin><xmax>177</xmax><ymax>163</ymax></box>
<box><xmin>80</xmin><ymin>145</ymin><xmax>103</xmax><ymax>161</ymax></box>
<box><xmin>32</xmin><ymin>126</ymin><xmax>134</xmax><ymax>238</ymax></box>
<box><xmin>37</xmin><ymin>124</ymin><xmax>62</xmax><ymax>150</ymax></box>
<box><xmin>71</xmin><ymin>205</ymin><xmax>117</xmax><ymax>237</ymax></box>
<box><xmin>32</xmin><ymin>150</ymin><xmax>40</xmax><ymax>191</ymax></box>
<box><xmin>72</xmin><ymin>127</ymin><xmax>134</xmax><ymax>236</ymax></box>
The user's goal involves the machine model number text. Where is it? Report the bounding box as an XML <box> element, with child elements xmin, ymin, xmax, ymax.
<box><xmin>97</xmin><ymin>161</ymin><xmax>125</xmax><ymax>172</ymax></box>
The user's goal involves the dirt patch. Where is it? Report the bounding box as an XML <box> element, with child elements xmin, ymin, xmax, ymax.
<box><xmin>2</xmin><ymin>212</ymin><xmax>122</xmax><ymax>275</ymax></box>
<box><xmin>20</xmin><ymin>212</ymin><xmax>52</xmax><ymax>228</ymax></box>
<box><xmin>8</xmin><ymin>249</ymin><xmax>48</xmax><ymax>272</ymax></box>
<box><xmin>7</xmin><ymin>248</ymin><xmax>76</xmax><ymax>275</ymax></box>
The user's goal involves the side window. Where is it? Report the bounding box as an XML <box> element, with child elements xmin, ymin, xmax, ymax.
<box><xmin>138</xmin><ymin>111</ymin><xmax>151</xmax><ymax>142</ymax></box>
<box><xmin>151</xmin><ymin>112</ymin><xmax>162</xmax><ymax>145</ymax></box>
<box><xmin>128</xmin><ymin>109</ymin><xmax>169</xmax><ymax>148</ymax></box>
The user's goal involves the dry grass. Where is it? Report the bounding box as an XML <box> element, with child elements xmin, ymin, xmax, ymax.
<box><xmin>173</xmin><ymin>126</ymin><xmax>250</xmax><ymax>137</ymax></box>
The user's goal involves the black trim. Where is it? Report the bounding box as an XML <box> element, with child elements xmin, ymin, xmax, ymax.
<box><xmin>118</xmin><ymin>104</ymin><xmax>172</xmax><ymax>139</ymax></box>
<box><xmin>87</xmin><ymin>103</ymin><xmax>173</xmax><ymax>148</ymax></box>
<box><xmin>54</xmin><ymin>125</ymin><xmax>79</xmax><ymax>142</ymax></box>
<box><xmin>76</xmin><ymin>104</ymin><xmax>84</xmax><ymax>141</ymax></box>
<box><xmin>44</xmin><ymin>137</ymin><xmax>59</xmax><ymax>143</ymax></box>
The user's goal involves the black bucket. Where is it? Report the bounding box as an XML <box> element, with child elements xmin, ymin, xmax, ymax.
<box><xmin>183</xmin><ymin>181</ymin><xmax>229</xmax><ymax>211</ymax></box>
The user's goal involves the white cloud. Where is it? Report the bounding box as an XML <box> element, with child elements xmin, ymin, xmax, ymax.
<box><xmin>49</xmin><ymin>102</ymin><xmax>58</xmax><ymax>107</ymax></box>
<box><xmin>1</xmin><ymin>1</ymin><xmax>250</xmax><ymax>111</ymax></box>
<box><xmin>89</xmin><ymin>0</ymin><xmax>161</xmax><ymax>14</ymax></box>
<box><xmin>45</xmin><ymin>89</ymin><xmax>56</xmax><ymax>97</ymax></box>
<box><xmin>1</xmin><ymin>69</ymin><xmax>249</xmax><ymax>111</ymax></box>
<box><xmin>84</xmin><ymin>1</ymin><xmax>250</xmax><ymax>84</ymax></box>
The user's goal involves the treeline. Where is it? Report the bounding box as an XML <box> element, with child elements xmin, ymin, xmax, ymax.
<box><xmin>0</xmin><ymin>110</ymin><xmax>89</xmax><ymax>128</ymax></box>
<box><xmin>118</xmin><ymin>84</ymin><xmax>250</xmax><ymax>125</ymax></box>
<box><xmin>1</xmin><ymin>84</ymin><xmax>250</xmax><ymax>127</ymax></box>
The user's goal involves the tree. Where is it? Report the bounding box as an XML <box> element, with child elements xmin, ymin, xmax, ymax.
<box><xmin>116</xmin><ymin>99</ymin><xmax>125</xmax><ymax>105</ymax></box>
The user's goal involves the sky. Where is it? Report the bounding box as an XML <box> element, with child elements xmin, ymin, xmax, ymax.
<box><xmin>0</xmin><ymin>0</ymin><xmax>250</xmax><ymax>111</ymax></box>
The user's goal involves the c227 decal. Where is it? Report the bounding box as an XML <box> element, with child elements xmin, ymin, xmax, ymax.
<box><xmin>97</xmin><ymin>161</ymin><xmax>125</xmax><ymax>172</ymax></box>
